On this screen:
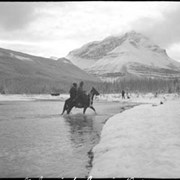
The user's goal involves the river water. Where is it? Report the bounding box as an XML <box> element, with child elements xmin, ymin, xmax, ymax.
<box><xmin>0</xmin><ymin>98</ymin><xmax>137</xmax><ymax>178</ymax></box>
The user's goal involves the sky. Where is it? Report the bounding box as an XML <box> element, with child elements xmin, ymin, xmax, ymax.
<box><xmin>0</xmin><ymin>1</ymin><xmax>180</xmax><ymax>62</ymax></box>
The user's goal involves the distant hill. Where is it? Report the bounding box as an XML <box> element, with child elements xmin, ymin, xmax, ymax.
<box><xmin>66</xmin><ymin>31</ymin><xmax>180</xmax><ymax>81</ymax></box>
<box><xmin>0</xmin><ymin>47</ymin><xmax>100</xmax><ymax>94</ymax></box>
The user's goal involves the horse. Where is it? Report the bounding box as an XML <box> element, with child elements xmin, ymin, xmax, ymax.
<box><xmin>65</xmin><ymin>87</ymin><xmax>100</xmax><ymax>115</ymax></box>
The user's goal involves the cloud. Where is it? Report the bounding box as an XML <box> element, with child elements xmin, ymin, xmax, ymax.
<box><xmin>0</xmin><ymin>1</ymin><xmax>180</xmax><ymax>60</ymax></box>
<box><xmin>167</xmin><ymin>43</ymin><xmax>180</xmax><ymax>61</ymax></box>
<box><xmin>0</xmin><ymin>2</ymin><xmax>39</xmax><ymax>31</ymax></box>
<box><xmin>132</xmin><ymin>3</ymin><xmax>180</xmax><ymax>48</ymax></box>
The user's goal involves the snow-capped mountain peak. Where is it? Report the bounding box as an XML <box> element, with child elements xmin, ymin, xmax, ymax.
<box><xmin>66</xmin><ymin>31</ymin><xmax>180</xmax><ymax>81</ymax></box>
<box><xmin>66</xmin><ymin>30</ymin><xmax>168</xmax><ymax>65</ymax></box>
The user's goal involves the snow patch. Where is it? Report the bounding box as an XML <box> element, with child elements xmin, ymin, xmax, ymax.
<box><xmin>0</xmin><ymin>94</ymin><xmax>69</xmax><ymax>101</ymax></box>
<box><xmin>90</xmin><ymin>98</ymin><xmax>180</xmax><ymax>178</ymax></box>
<box><xmin>10</xmin><ymin>53</ymin><xmax>33</xmax><ymax>61</ymax></box>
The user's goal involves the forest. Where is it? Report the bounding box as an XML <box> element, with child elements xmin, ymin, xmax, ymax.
<box><xmin>84</xmin><ymin>78</ymin><xmax>180</xmax><ymax>94</ymax></box>
<box><xmin>0</xmin><ymin>77</ymin><xmax>180</xmax><ymax>95</ymax></box>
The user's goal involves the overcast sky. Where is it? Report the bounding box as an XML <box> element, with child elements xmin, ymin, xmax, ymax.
<box><xmin>0</xmin><ymin>1</ymin><xmax>180</xmax><ymax>62</ymax></box>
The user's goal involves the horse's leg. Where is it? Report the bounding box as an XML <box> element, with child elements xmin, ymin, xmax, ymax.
<box><xmin>61</xmin><ymin>98</ymin><xmax>71</xmax><ymax>115</ymax></box>
<box><xmin>83</xmin><ymin>107</ymin><xmax>87</xmax><ymax>114</ymax></box>
<box><xmin>61</xmin><ymin>100</ymin><xmax>67</xmax><ymax>115</ymax></box>
<box><xmin>67</xmin><ymin>102</ymin><xmax>75</xmax><ymax>114</ymax></box>
<box><xmin>90</xmin><ymin>106</ymin><xmax>96</xmax><ymax>114</ymax></box>
<box><xmin>67</xmin><ymin>106</ymin><xmax>72</xmax><ymax>114</ymax></box>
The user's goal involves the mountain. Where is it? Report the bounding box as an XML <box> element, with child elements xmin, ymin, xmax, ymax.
<box><xmin>0</xmin><ymin>47</ymin><xmax>99</xmax><ymax>94</ymax></box>
<box><xmin>50</xmin><ymin>56</ymin><xmax>59</xmax><ymax>60</ymax></box>
<box><xmin>66</xmin><ymin>31</ymin><xmax>180</xmax><ymax>81</ymax></box>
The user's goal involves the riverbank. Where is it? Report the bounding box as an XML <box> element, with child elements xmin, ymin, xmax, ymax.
<box><xmin>89</xmin><ymin>95</ymin><xmax>180</xmax><ymax>178</ymax></box>
<box><xmin>85</xmin><ymin>101</ymin><xmax>141</xmax><ymax>177</ymax></box>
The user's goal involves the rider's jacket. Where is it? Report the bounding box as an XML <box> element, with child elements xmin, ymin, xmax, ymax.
<box><xmin>77</xmin><ymin>86</ymin><xmax>86</xmax><ymax>98</ymax></box>
<box><xmin>69</xmin><ymin>86</ymin><xmax>77</xmax><ymax>99</ymax></box>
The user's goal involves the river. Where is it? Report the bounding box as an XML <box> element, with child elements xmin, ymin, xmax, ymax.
<box><xmin>0</xmin><ymin>98</ymin><xmax>137</xmax><ymax>178</ymax></box>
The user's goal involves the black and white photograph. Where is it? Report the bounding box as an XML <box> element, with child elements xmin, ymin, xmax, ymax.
<box><xmin>0</xmin><ymin>1</ymin><xmax>180</xmax><ymax>178</ymax></box>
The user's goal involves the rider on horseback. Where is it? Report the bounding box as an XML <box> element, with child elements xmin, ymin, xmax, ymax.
<box><xmin>65</xmin><ymin>85</ymin><xmax>100</xmax><ymax>114</ymax></box>
<box><xmin>70</xmin><ymin>83</ymin><xmax>77</xmax><ymax>100</ymax></box>
<box><xmin>61</xmin><ymin>82</ymin><xmax>77</xmax><ymax>115</ymax></box>
<box><xmin>75</xmin><ymin>81</ymin><xmax>86</xmax><ymax>106</ymax></box>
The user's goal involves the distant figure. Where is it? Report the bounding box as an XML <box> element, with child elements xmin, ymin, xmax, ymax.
<box><xmin>61</xmin><ymin>83</ymin><xmax>77</xmax><ymax>115</ymax></box>
<box><xmin>122</xmin><ymin>90</ymin><xmax>125</xmax><ymax>99</ymax></box>
<box><xmin>154</xmin><ymin>92</ymin><xmax>158</xmax><ymax>98</ymax></box>
<box><xmin>126</xmin><ymin>88</ymin><xmax>130</xmax><ymax>99</ymax></box>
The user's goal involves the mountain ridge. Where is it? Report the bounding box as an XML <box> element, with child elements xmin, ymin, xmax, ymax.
<box><xmin>0</xmin><ymin>47</ymin><xmax>99</xmax><ymax>94</ymax></box>
<box><xmin>66</xmin><ymin>31</ymin><xmax>180</xmax><ymax>81</ymax></box>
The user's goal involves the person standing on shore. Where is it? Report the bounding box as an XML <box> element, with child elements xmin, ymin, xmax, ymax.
<box><xmin>126</xmin><ymin>88</ymin><xmax>130</xmax><ymax>99</ymax></box>
<box><xmin>122</xmin><ymin>89</ymin><xmax>125</xmax><ymax>99</ymax></box>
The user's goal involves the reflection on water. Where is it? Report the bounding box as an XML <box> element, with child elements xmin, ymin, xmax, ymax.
<box><xmin>65</xmin><ymin>114</ymin><xmax>94</xmax><ymax>134</ymax></box>
<box><xmin>0</xmin><ymin>101</ymin><xmax>102</xmax><ymax>178</ymax></box>
<box><xmin>0</xmin><ymin>100</ymin><xmax>123</xmax><ymax>178</ymax></box>
<box><xmin>63</xmin><ymin>114</ymin><xmax>100</xmax><ymax>176</ymax></box>
<box><xmin>64</xmin><ymin>114</ymin><xmax>98</xmax><ymax>148</ymax></box>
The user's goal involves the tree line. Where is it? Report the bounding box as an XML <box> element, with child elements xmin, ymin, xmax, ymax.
<box><xmin>84</xmin><ymin>78</ymin><xmax>180</xmax><ymax>94</ymax></box>
<box><xmin>0</xmin><ymin>77</ymin><xmax>180</xmax><ymax>94</ymax></box>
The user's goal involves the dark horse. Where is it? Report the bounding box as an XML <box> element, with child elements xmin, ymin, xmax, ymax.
<box><xmin>65</xmin><ymin>87</ymin><xmax>100</xmax><ymax>114</ymax></box>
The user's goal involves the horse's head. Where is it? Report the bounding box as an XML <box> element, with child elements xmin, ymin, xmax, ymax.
<box><xmin>88</xmin><ymin>87</ymin><xmax>100</xmax><ymax>107</ymax></box>
<box><xmin>90</xmin><ymin>87</ymin><xmax>100</xmax><ymax>96</ymax></box>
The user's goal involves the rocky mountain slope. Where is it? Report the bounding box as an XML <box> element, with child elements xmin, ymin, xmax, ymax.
<box><xmin>0</xmin><ymin>48</ymin><xmax>99</xmax><ymax>94</ymax></box>
<box><xmin>66</xmin><ymin>31</ymin><xmax>180</xmax><ymax>81</ymax></box>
